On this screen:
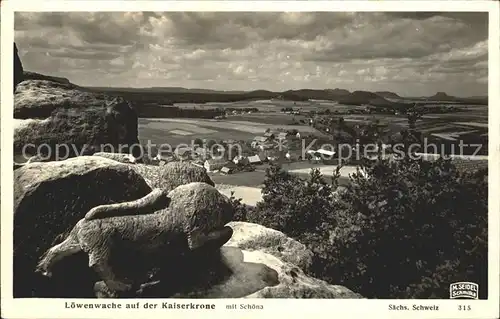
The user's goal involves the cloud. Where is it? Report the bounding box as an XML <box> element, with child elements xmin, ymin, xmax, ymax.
<box><xmin>14</xmin><ymin>11</ymin><xmax>488</xmax><ymax>97</ymax></box>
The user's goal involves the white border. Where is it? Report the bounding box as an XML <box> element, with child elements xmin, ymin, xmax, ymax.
<box><xmin>1</xmin><ymin>1</ymin><xmax>499</xmax><ymax>319</ymax></box>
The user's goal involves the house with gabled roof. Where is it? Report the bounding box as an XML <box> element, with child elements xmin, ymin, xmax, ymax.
<box><xmin>233</xmin><ymin>155</ymin><xmax>250</xmax><ymax>166</ymax></box>
<box><xmin>252</xmin><ymin>135</ymin><xmax>270</xmax><ymax>148</ymax></box>
<box><xmin>174</xmin><ymin>147</ymin><xmax>192</xmax><ymax>160</ymax></box>
<box><xmin>264</xmin><ymin>131</ymin><xmax>275</xmax><ymax>139</ymax></box>
<box><xmin>221</xmin><ymin>166</ymin><xmax>234</xmax><ymax>175</ymax></box>
<box><xmin>204</xmin><ymin>158</ymin><xmax>228</xmax><ymax>172</ymax></box>
<box><xmin>277</xmin><ymin>132</ymin><xmax>288</xmax><ymax>140</ymax></box>
<box><xmin>248</xmin><ymin>155</ymin><xmax>262</xmax><ymax>165</ymax></box>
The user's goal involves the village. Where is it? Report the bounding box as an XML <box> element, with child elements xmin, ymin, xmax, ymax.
<box><xmin>150</xmin><ymin>128</ymin><xmax>338</xmax><ymax>176</ymax></box>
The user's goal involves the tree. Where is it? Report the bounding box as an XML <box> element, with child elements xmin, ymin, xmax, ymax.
<box><xmin>407</xmin><ymin>104</ymin><xmax>423</xmax><ymax>131</ymax></box>
<box><xmin>206</xmin><ymin>139</ymin><xmax>217</xmax><ymax>149</ymax></box>
<box><xmin>193</xmin><ymin>138</ymin><xmax>204</xmax><ymax>148</ymax></box>
<box><xmin>246</xmin><ymin>164</ymin><xmax>338</xmax><ymax>239</ymax></box>
<box><xmin>323</xmin><ymin>155</ymin><xmax>488</xmax><ymax>298</ymax></box>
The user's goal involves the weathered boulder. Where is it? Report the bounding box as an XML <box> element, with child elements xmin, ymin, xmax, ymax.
<box><xmin>14</xmin><ymin>43</ymin><xmax>23</xmax><ymax>91</ymax></box>
<box><xmin>225</xmin><ymin>221</ymin><xmax>314</xmax><ymax>272</ymax></box>
<box><xmin>222</xmin><ymin>222</ymin><xmax>361</xmax><ymax>298</ymax></box>
<box><xmin>14</xmin><ymin>156</ymin><xmax>152</xmax><ymax>297</ymax></box>
<box><xmin>95</xmin><ymin>222</ymin><xmax>361</xmax><ymax>299</ymax></box>
<box><xmin>130</xmin><ymin>161</ymin><xmax>214</xmax><ymax>190</ymax></box>
<box><xmin>92</xmin><ymin>152</ymin><xmax>136</xmax><ymax>164</ymax></box>
<box><xmin>171</xmin><ymin>246</ymin><xmax>362</xmax><ymax>298</ymax></box>
<box><xmin>14</xmin><ymin>80</ymin><xmax>140</xmax><ymax>159</ymax></box>
<box><xmin>22</xmin><ymin>71</ymin><xmax>71</xmax><ymax>85</ymax></box>
<box><xmin>38</xmin><ymin>182</ymin><xmax>235</xmax><ymax>298</ymax></box>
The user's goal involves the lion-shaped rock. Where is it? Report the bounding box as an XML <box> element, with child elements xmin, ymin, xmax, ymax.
<box><xmin>36</xmin><ymin>182</ymin><xmax>234</xmax><ymax>296</ymax></box>
<box><xmin>130</xmin><ymin>161</ymin><xmax>215</xmax><ymax>190</ymax></box>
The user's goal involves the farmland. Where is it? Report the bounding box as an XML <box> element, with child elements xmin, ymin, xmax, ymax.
<box><xmin>137</xmin><ymin>98</ymin><xmax>488</xmax><ymax>205</ymax></box>
<box><xmin>138</xmin><ymin>115</ymin><xmax>323</xmax><ymax>147</ymax></box>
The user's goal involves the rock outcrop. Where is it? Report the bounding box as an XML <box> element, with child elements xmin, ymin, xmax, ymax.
<box><xmin>130</xmin><ymin>161</ymin><xmax>215</xmax><ymax>190</ymax></box>
<box><xmin>22</xmin><ymin>71</ymin><xmax>71</xmax><ymax>85</ymax></box>
<box><xmin>429</xmin><ymin>91</ymin><xmax>456</xmax><ymax>101</ymax></box>
<box><xmin>14</xmin><ymin>43</ymin><xmax>24</xmax><ymax>91</ymax></box>
<box><xmin>12</xmin><ymin>49</ymin><xmax>361</xmax><ymax>298</ymax></box>
<box><xmin>225</xmin><ymin>221</ymin><xmax>314</xmax><ymax>272</ymax></box>
<box><xmin>14</xmin><ymin>80</ymin><xmax>140</xmax><ymax>159</ymax></box>
<box><xmin>92</xmin><ymin>152</ymin><xmax>136</xmax><ymax>164</ymax></box>
<box><xmin>14</xmin><ymin>156</ymin><xmax>361</xmax><ymax>299</ymax></box>
<box><xmin>38</xmin><ymin>182</ymin><xmax>234</xmax><ymax>297</ymax></box>
<box><xmin>92</xmin><ymin>222</ymin><xmax>360</xmax><ymax>299</ymax></box>
<box><xmin>223</xmin><ymin>222</ymin><xmax>361</xmax><ymax>298</ymax></box>
<box><xmin>14</xmin><ymin>156</ymin><xmax>152</xmax><ymax>297</ymax></box>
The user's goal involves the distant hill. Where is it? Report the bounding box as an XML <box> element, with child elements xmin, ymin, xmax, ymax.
<box><xmin>337</xmin><ymin>91</ymin><xmax>411</xmax><ymax>110</ymax></box>
<box><xmin>326</xmin><ymin>88</ymin><xmax>351</xmax><ymax>96</ymax></box>
<box><xmin>282</xmin><ymin>89</ymin><xmax>346</xmax><ymax>101</ymax></box>
<box><xmin>375</xmin><ymin>91</ymin><xmax>401</xmax><ymax>99</ymax></box>
<box><xmin>338</xmin><ymin>91</ymin><xmax>387</xmax><ymax>105</ymax></box>
<box><xmin>467</xmin><ymin>95</ymin><xmax>488</xmax><ymax>100</ymax></box>
<box><xmin>424</xmin><ymin>92</ymin><xmax>488</xmax><ymax>105</ymax></box>
<box><xmin>147</xmin><ymin>87</ymin><xmax>247</xmax><ymax>94</ymax></box>
<box><xmin>85</xmin><ymin>85</ymin><xmax>415</xmax><ymax>110</ymax></box>
<box><xmin>83</xmin><ymin>85</ymin><xmax>488</xmax><ymax>109</ymax></box>
<box><xmin>428</xmin><ymin>92</ymin><xmax>456</xmax><ymax>101</ymax></box>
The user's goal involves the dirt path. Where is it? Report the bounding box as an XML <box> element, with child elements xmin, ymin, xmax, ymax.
<box><xmin>217</xmin><ymin>185</ymin><xmax>263</xmax><ymax>207</ymax></box>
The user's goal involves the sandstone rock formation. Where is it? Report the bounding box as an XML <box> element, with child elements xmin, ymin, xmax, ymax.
<box><xmin>37</xmin><ymin>182</ymin><xmax>234</xmax><ymax>297</ymax></box>
<box><xmin>14</xmin><ymin>156</ymin><xmax>152</xmax><ymax>297</ymax></box>
<box><xmin>14</xmin><ymin>80</ymin><xmax>140</xmax><ymax>160</ymax></box>
<box><xmin>130</xmin><ymin>161</ymin><xmax>215</xmax><ymax>190</ymax></box>
<box><xmin>225</xmin><ymin>221</ymin><xmax>314</xmax><ymax>272</ymax></box>
<box><xmin>15</xmin><ymin>155</ymin><xmax>361</xmax><ymax>298</ymax></box>
<box><xmin>14</xmin><ymin>43</ymin><xmax>24</xmax><ymax>91</ymax></box>
<box><xmin>98</xmin><ymin>222</ymin><xmax>361</xmax><ymax>299</ymax></box>
<box><xmin>11</xmin><ymin>50</ymin><xmax>361</xmax><ymax>298</ymax></box>
<box><xmin>23</xmin><ymin>71</ymin><xmax>71</xmax><ymax>85</ymax></box>
<box><xmin>222</xmin><ymin>222</ymin><xmax>361</xmax><ymax>298</ymax></box>
<box><xmin>92</xmin><ymin>152</ymin><xmax>136</xmax><ymax>164</ymax></box>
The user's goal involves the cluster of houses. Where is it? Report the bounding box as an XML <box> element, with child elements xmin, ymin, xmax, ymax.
<box><xmin>251</xmin><ymin>130</ymin><xmax>300</xmax><ymax>150</ymax></box>
<box><xmin>150</xmin><ymin>139</ymin><xmax>269</xmax><ymax>175</ymax></box>
<box><xmin>152</xmin><ymin>144</ymin><xmax>223</xmax><ymax>166</ymax></box>
<box><xmin>201</xmin><ymin>154</ymin><xmax>264</xmax><ymax>175</ymax></box>
<box><xmin>150</xmin><ymin>128</ymin><xmax>370</xmax><ymax>175</ymax></box>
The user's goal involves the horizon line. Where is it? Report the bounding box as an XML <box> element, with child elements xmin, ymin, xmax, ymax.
<box><xmin>80</xmin><ymin>84</ymin><xmax>488</xmax><ymax>99</ymax></box>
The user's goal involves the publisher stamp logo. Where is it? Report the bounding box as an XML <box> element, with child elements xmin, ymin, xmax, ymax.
<box><xmin>449</xmin><ymin>282</ymin><xmax>479</xmax><ymax>299</ymax></box>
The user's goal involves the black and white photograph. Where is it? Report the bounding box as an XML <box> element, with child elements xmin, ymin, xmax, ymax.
<box><xmin>2</xmin><ymin>1</ymin><xmax>499</xmax><ymax>318</ymax></box>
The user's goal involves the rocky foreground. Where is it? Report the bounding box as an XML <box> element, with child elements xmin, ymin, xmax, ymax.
<box><xmin>12</xmin><ymin>43</ymin><xmax>361</xmax><ymax>299</ymax></box>
<box><xmin>14</xmin><ymin>156</ymin><xmax>361</xmax><ymax>299</ymax></box>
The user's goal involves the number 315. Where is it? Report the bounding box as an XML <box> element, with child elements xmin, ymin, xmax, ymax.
<box><xmin>458</xmin><ymin>305</ymin><xmax>471</xmax><ymax>311</ymax></box>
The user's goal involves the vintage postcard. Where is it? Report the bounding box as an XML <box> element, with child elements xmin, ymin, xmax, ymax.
<box><xmin>1</xmin><ymin>1</ymin><xmax>499</xmax><ymax>318</ymax></box>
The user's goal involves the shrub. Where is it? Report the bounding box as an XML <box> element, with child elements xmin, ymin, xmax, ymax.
<box><xmin>227</xmin><ymin>191</ymin><xmax>255</xmax><ymax>222</ymax></box>
<box><xmin>245</xmin><ymin>157</ymin><xmax>487</xmax><ymax>299</ymax></box>
<box><xmin>323</xmin><ymin>156</ymin><xmax>488</xmax><ymax>298</ymax></box>
<box><xmin>247</xmin><ymin>164</ymin><xmax>339</xmax><ymax>240</ymax></box>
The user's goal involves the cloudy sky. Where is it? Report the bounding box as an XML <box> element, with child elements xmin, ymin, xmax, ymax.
<box><xmin>15</xmin><ymin>12</ymin><xmax>488</xmax><ymax>97</ymax></box>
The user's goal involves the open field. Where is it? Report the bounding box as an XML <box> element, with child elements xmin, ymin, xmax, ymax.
<box><xmin>173</xmin><ymin>99</ymin><xmax>368</xmax><ymax>113</ymax></box>
<box><xmin>138</xmin><ymin>116</ymin><xmax>325</xmax><ymax>146</ymax></box>
<box><xmin>214</xmin><ymin>163</ymin><xmax>357</xmax><ymax>206</ymax></box>
<box><xmin>210</xmin><ymin>162</ymin><xmax>353</xmax><ymax>188</ymax></box>
<box><xmin>218</xmin><ymin>186</ymin><xmax>263</xmax><ymax>206</ymax></box>
<box><xmin>138</xmin><ymin>101</ymin><xmax>488</xmax><ymax>157</ymax></box>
